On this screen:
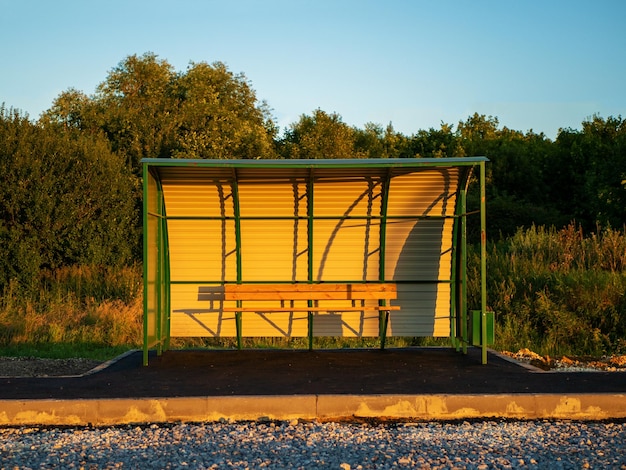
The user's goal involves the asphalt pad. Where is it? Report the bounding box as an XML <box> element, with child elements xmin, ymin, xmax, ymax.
<box><xmin>1</xmin><ymin>348</ymin><xmax>624</xmax><ymax>400</ymax></box>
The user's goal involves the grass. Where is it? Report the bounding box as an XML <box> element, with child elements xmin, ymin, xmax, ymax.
<box><xmin>1</xmin><ymin>223</ymin><xmax>625</xmax><ymax>360</ymax></box>
<box><xmin>167</xmin><ymin>336</ymin><xmax>451</xmax><ymax>351</ymax></box>
<box><xmin>0</xmin><ymin>265</ymin><xmax>143</xmax><ymax>360</ymax></box>
<box><xmin>468</xmin><ymin>223</ymin><xmax>626</xmax><ymax>358</ymax></box>
<box><xmin>0</xmin><ymin>343</ymin><xmax>134</xmax><ymax>361</ymax></box>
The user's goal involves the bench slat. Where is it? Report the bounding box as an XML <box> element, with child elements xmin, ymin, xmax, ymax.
<box><xmin>224</xmin><ymin>283</ymin><xmax>397</xmax><ymax>293</ymax></box>
<box><xmin>223</xmin><ymin>291</ymin><xmax>397</xmax><ymax>301</ymax></box>
<box><xmin>221</xmin><ymin>306</ymin><xmax>401</xmax><ymax>312</ymax></box>
<box><xmin>213</xmin><ymin>283</ymin><xmax>398</xmax><ymax>351</ymax></box>
<box><xmin>224</xmin><ymin>283</ymin><xmax>397</xmax><ymax>301</ymax></box>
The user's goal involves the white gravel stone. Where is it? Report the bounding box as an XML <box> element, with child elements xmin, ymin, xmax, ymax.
<box><xmin>1</xmin><ymin>420</ymin><xmax>625</xmax><ymax>468</ymax></box>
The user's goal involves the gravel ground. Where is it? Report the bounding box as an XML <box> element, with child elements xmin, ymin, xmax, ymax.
<box><xmin>0</xmin><ymin>357</ymin><xmax>102</xmax><ymax>377</ymax></box>
<box><xmin>1</xmin><ymin>420</ymin><xmax>625</xmax><ymax>469</ymax></box>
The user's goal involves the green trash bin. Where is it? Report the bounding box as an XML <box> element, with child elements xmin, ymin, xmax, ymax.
<box><xmin>469</xmin><ymin>310</ymin><xmax>494</xmax><ymax>346</ymax></box>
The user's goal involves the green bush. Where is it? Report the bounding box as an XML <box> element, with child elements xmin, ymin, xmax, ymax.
<box><xmin>0</xmin><ymin>107</ymin><xmax>139</xmax><ymax>292</ymax></box>
<box><xmin>469</xmin><ymin>224</ymin><xmax>626</xmax><ymax>357</ymax></box>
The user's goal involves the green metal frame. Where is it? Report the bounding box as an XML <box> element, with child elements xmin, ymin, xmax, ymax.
<box><xmin>378</xmin><ymin>169</ymin><xmax>392</xmax><ymax>349</ymax></box>
<box><xmin>307</xmin><ymin>169</ymin><xmax>315</xmax><ymax>349</ymax></box>
<box><xmin>142</xmin><ymin>165</ymin><xmax>171</xmax><ymax>365</ymax></box>
<box><xmin>142</xmin><ymin>158</ymin><xmax>490</xmax><ymax>364</ymax></box>
<box><xmin>231</xmin><ymin>169</ymin><xmax>244</xmax><ymax>350</ymax></box>
<box><xmin>479</xmin><ymin>160</ymin><xmax>488</xmax><ymax>364</ymax></box>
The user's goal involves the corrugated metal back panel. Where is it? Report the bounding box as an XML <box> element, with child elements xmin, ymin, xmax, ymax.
<box><xmin>313</xmin><ymin>171</ymin><xmax>384</xmax><ymax>217</ymax></box>
<box><xmin>160</xmin><ymin>164</ymin><xmax>463</xmax><ymax>339</ymax></box>
<box><xmin>238</xmin><ymin>179</ymin><xmax>308</xmax><ymax>217</ymax></box>
<box><xmin>386</xmin><ymin>168</ymin><xmax>459</xmax><ymax>217</ymax></box>
<box><xmin>238</xmin><ymin>178</ymin><xmax>309</xmax><ymax>282</ymax></box>
<box><xmin>312</xmin><ymin>173</ymin><xmax>383</xmax><ymax>281</ymax></box>
<box><xmin>389</xmin><ymin>283</ymin><xmax>451</xmax><ymax>336</ymax></box>
<box><xmin>382</xmin><ymin>168</ymin><xmax>459</xmax><ymax>336</ymax></box>
<box><xmin>312</xmin><ymin>219</ymin><xmax>381</xmax><ymax>281</ymax></box>
<box><xmin>161</xmin><ymin>168</ymin><xmax>237</xmax><ymax>282</ymax></box>
<box><xmin>384</xmin><ymin>219</ymin><xmax>454</xmax><ymax>281</ymax></box>
<box><xmin>240</xmin><ymin>219</ymin><xmax>309</xmax><ymax>281</ymax></box>
<box><xmin>167</xmin><ymin>219</ymin><xmax>237</xmax><ymax>282</ymax></box>
<box><xmin>161</xmin><ymin>168</ymin><xmax>235</xmax><ymax>218</ymax></box>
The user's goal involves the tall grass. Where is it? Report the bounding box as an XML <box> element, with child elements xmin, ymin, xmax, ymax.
<box><xmin>2</xmin><ymin>224</ymin><xmax>625</xmax><ymax>359</ymax></box>
<box><xmin>468</xmin><ymin>224</ymin><xmax>626</xmax><ymax>357</ymax></box>
<box><xmin>0</xmin><ymin>265</ymin><xmax>143</xmax><ymax>358</ymax></box>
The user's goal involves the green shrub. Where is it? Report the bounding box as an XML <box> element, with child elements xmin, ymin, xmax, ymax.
<box><xmin>469</xmin><ymin>224</ymin><xmax>626</xmax><ymax>356</ymax></box>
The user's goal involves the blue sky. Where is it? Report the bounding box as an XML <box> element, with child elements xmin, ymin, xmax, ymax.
<box><xmin>1</xmin><ymin>0</ymin><xmax>624</xmax><ymax>139</ymax></box>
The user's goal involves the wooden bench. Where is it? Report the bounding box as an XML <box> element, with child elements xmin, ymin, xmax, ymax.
<box><xmin>221</xmin><ymin>283</ymin><xmax>400</xmax><ymax>350</ymax></box>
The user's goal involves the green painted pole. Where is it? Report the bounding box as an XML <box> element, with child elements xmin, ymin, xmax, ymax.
<box><xmin>379</xmin><ymin>170</ymin><xmax>392</xmax><ymax>349</ymax></box>
<box><xmin>480</xmin><ymin>161</ymin><xmax>488</xmax><ymax>364</ymax></box>
<box><xmin>142</xmin><ymin>164</ymin><xmax>150</xmax><ymax>366</ymax></box>
<box><xmin>307</xmin><ymin>172</ymin><xmax>315</xmax><ymax>350</ymax></box>
<box><xmin>232</xmin><ymin>172</ymin><xmax>243</xmax><ymax>350</ymax></box>
<box><xmin>460</xmin><ymin>184</ymin><xmax>468</xmax><ymax>354</ymax></box>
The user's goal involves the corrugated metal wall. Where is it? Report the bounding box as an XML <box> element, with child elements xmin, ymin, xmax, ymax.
<box><xmin>160</xmin><ymin>166</ymin><xmax>460</xmax><ymax>339</ymax></box>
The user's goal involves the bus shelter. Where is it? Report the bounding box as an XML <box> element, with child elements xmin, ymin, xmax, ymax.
<box><xmin>142</xmin><ymin>157</ymin><xmax>489</xmax><ymax>364</ymax></box>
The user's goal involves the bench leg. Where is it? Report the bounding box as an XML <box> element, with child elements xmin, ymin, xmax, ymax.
<box><xmin>235</xmin><ymin>311</ymin><xmax>242</xmax><ymax>350</ymax></box>
<box><xmin>379</xmin><ymin>310</ymin><xmax>390</xmax><ymax>350</ymax></box>
<box><xmin>308</xmin><ymin>312</ymin><xmax>313</xmax><ymax>350</ymax></box>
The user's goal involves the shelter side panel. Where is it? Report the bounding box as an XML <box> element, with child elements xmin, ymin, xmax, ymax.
<box><xmin>144</xmin><ymin>171</ymin><xmax>160</xmax><ymax>344</ymax></box>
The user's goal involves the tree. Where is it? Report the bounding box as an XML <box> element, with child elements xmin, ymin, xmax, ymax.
<box><xmin>353</xmin><ymin>122</ymin><xmax>410</xmax><ymax>159</ymax></box>
<box><xmin>550</xmin><ymin>115</ymin><xmax>626</xmax><ymax>230</ymax></box>
<box><xmin>42</xmin><ymin>88</ymin><xmax>93</xmax><ymax>130</ymax></box>
<box><xmin>43</xmin><ymin>53</ymin><xmax>278</xmax><ymax>171</ymax></box>
<box><xmin>0</xmin><ymin>106</ymin><xmax>138</xmax><ymax>290</ymax></box>
<box><xmin>172</xmin><ymin>61</ymin><xmax>276</xmax><ymax>160</ymax></box>
<box><xmin>405</xmin><ymin>122</ymin><xmax>465</xmax><ymax>159</ymax></box>
<box><xmin>279</xmin><ymin>109</ymin><xmax>362</xmax><ymax>159</ymax></box>
<box><xmin>458</xmin><ymin>113</ymin><xmax>565</xmax><ymax>237</ymax></box>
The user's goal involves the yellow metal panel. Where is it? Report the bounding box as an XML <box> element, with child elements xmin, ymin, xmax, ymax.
<box><xmin>170</xmin><ymin>312</ymin><xmax>238</xmax><ymax>337</ymax></box>
<box><xmin>240</xmin><ymin>219</ymin><xmax>308</xmax><ymax>281</ymax></box>
<box><xmin>161</xmin><ymin>165</ymin><xmax>463</xmax><ymax>340</ymax></box>
<box><xmin>310</xmin><ymin>176</ymin><xmax>383</xmax><ymax>281</ymax></box>
<box><xmin>237</xmin><ymin>180</ymin><xmax>308</xmax><ymax>282</ymax></box>
<box><xmin>167</xmin><ymin>219</ymin><xmax>237</xmax><ymax>282</ymax></box>
<box><xmin>170</xmin><ymin>283</ymin><xmax>234</xmax><ymax>337</ymax></box>
<box><xmin>384</xmin><ymin>219</ymin><xmax>454</xmax><ymax>281</ymax></box>
<box><xmin>312</xmin><ymin>219</ymin><xmax>381</xmax><ymax>281</ymax></box>
<box><xmin>383</xmin><ymin>169</ymin><xmax>458</xmax><ymax>285</ymax></box>
<box><xmin>387</xmin><ymin>169</ymin><xmax>459</xmax><ymax>217</ymax></box>
<box><xmin>386</xmin><ymin>283</ymin><xmax>451</xmax><ymax>336</ymax></box>
<box><xmin>162</xmin><ymin>180</ymin><xmax>235</xmax><ymax>218</ymax></box>
<box><xmin>238</xmin><ymin>180</ymin><xmax>308</xmax><ymax>217</ymax></box>
<box><xmin>312</xmin><ymin>312</ymin><xmax>380</xmax><ymax>337</ymax></box>
<box><xmin>314</xmin><ymin>176</ymin><xmax>383</xmax><ymax>217</ymax></box>
<box><xmin>241</xmin><ymin>312</ymin><xmax>309</xmax><ymax>337</ymax></box>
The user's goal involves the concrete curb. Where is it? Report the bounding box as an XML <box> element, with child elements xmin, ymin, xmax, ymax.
<box><xmin>1</xmin><ymin>393</ymin><xmax>625</xmax><ymax>426</ymax></box>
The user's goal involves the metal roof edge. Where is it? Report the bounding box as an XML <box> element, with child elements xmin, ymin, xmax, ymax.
<box><xmin>141</xmin><ymin>157</ymin><xmax>488</xmax><ymax>168</ymax></box>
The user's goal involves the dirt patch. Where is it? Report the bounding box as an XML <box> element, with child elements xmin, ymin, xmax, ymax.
<box><xmin>502</xmin><ymin>348</ymin><xmax>626</xmax><ymax>372</ymax></box>
<box><xmin>0</xmin><ymin>357</ymin><xmax>103</xmax><ymax>377</ymax></box>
